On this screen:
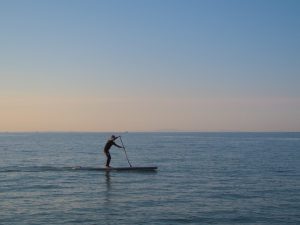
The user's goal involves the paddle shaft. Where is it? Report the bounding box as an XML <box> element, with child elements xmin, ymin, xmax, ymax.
<box><xmin>119</xmin><ymin>136</ymin><xmax>132</xmax><ymax>167</ymax></box>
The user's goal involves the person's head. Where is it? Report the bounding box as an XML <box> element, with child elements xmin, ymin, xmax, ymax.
<box><xmin>110</xmin><ymin>135</ymin><xmax>117</xmax><ymax>140</ymax></box>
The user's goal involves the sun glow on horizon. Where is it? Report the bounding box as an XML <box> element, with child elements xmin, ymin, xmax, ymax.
<box><xmin>1</xmin><ymin>94</ymin><xmax>299</xmax><ymax>132</ymax></box>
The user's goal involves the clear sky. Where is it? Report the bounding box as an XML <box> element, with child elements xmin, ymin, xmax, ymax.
<box><xmin>1</xmin><ymin>0</ymin><xmax>299</xmax><ymax>132</ymax></box>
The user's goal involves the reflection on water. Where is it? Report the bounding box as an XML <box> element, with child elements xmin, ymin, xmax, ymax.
<box><xmin>104</xmin><ymin>171</ymin><xmax>112</xmax><ymax>205</ymax></box>
<box><xmin>105</xmin><ymin>171</ymin><xmax>111</xmax><ymax>190</ymax></box>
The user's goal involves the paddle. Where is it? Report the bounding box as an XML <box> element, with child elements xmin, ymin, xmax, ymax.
<box><xmin>119</xmin><ymin>136</ymin><xmax>132</xmax><ymax>167</ymax></box>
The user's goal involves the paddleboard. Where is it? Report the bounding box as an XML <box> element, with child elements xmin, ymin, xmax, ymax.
<box><xmin>72</xmin><ymin>166</ymin><xmax>157</xmax><ymax>171</ymax></box>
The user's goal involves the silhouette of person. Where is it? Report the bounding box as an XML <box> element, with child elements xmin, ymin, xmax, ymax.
<box><xmin>103</xmin><ymin>135</ymin><xmax>122</xmax><ymax>167</ymax></box>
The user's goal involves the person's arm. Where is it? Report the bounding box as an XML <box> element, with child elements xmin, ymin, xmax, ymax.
<box><xmin>112</xmin><ymin>142</ymin><xmax>123</xmax><ymax>148</ymax></box>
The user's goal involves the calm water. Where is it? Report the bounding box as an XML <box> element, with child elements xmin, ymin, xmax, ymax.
<box><xmin>0</xmin><ymin>132</ymin><xmax>299</xmax><ymax>225</ymax></box>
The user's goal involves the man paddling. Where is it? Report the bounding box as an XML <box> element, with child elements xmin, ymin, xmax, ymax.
<box><xmin>103</xmin><ymin>135</ymin><xmax>123</xmax><ymax>167</ymax></box>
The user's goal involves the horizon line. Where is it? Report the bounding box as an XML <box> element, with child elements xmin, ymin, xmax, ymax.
<box><xmin>1</xmin><ymin>130</ymin><xmax>299</xmax><ymax>133</ymax></box>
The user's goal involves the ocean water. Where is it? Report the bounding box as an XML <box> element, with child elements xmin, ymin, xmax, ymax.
<box><xmin>0</xmin><ymin>132</ymin><xmax>299</xmax><ymax>225</ymax></box>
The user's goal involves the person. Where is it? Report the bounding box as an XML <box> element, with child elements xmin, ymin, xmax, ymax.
<box><xmin>103</xmin><ymin>135</ymin><xmax>123</xmax><ymax>167</ymax></box>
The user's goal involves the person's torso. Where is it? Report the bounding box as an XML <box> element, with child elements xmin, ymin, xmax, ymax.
<box><xmin>104</xmin><ymin>140</ymin><xmax>114</xmax><ymax>152</ymax></box>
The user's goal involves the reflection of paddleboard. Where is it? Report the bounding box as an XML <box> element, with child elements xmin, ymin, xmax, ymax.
<box><xmin>73</xmin><ymin>166</ymin><xmax>157</xmax><ymax>171</ymax></box>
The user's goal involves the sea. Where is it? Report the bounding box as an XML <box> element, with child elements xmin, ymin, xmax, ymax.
<box><xmin>0</xmin><ymin>132</ymin><xmax>299</xmax><ymax>225</ymax></box>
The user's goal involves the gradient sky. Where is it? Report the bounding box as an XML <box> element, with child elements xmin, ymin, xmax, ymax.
<box><xmin>1</xmin><ymin>0</ymin><xmax>299</xmax><ymax>132</ymax></box>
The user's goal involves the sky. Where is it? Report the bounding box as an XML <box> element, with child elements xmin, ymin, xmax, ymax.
<box><xmin>0</xmin><ymin>0</ymin><xmax>299</xmax><ymax>132</ymax></box>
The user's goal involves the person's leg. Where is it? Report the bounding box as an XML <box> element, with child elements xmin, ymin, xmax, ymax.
<box><xmin>106</xmin><ymin>153</ymin><xmax>111</xmax><ymax>167</ymax></box>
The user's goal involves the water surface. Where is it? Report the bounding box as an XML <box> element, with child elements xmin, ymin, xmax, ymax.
<box><xmin>0</xmin><ymin>132</ymin><xmax>299</xmax><ymax>224</ymax></box>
